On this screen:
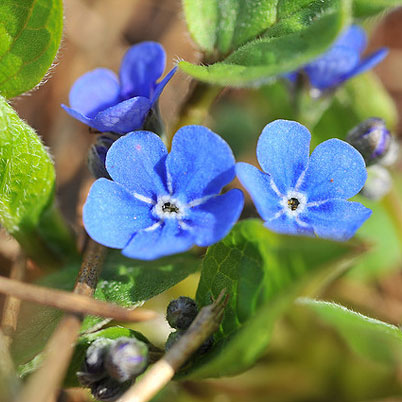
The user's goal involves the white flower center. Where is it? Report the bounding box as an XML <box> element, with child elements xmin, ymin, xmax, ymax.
<box><xmin>153</xmin><ymin>195</ymin><xmax>186</xmax><ymax>220</ymax></box>
<box><xmin>279</xmin><ymin>190</ymin><xmax>307</xmax><ymax>218</ymax></box>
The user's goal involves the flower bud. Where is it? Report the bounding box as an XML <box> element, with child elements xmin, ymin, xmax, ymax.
<box><xmin>346</xmin><ymin>118</ymin><xmax>392</xmax><ymax>166</ymax></box>
<box><xmin>104</xmin><ymin>337</ymin><xmax>148</xmax><ymax>383</ymax></box>
<box><xmin>165</xmin><ymin>330</ymin><xmax>214</xmax><ymax>355</ymax></box>
<box><xmin>361</xmin><ymin>165</ymin><xmax>392</xmax><ymax>201</ymax></box>
<box><xmin>87</xmin><ymin>133</ymin><xmax>120</xmax><ymax>179</ymax></box>
<box><xmin>166</xmin><ymin>296</ymin><xmax>198</xmax><ymax>330</ymax></box>
<box><xmin>77</xmin><ymin>338</ymin><xmax>113</xmax><ymax>386</ymax></box>
<box><xmin>90</xmin><ymin>377</ymin><xmax>131</xmax><ymax>402</ymax></box>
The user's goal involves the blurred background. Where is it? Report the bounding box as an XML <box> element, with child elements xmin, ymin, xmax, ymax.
<box><xmin>1</xmin><ymin>1</ymin><xmax>402</xmax><ymax>401</ymax></box>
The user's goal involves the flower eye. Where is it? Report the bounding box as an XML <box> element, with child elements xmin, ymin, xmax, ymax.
<box><xmin>162</xmin><ymin>202</ymin><xmax>180</xmax><ymax>214</ymax></box>
<box><xmin>287</xmin><ymin>198</ymin><xmax>300</xmax><ymax>211</ymax></box>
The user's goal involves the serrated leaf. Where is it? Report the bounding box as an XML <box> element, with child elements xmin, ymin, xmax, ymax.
<box><xmin>299</xmin><ymin>298</ymin><xmax>402</xmax><ymax>365</ymax></box>
<box><xmin>180</xmin><ymin>0</ymin><xmax>351</xmax><ymax>87</ymax></box>
<box><xmin>353</xmin><ymin>0</ymin><xmax>402</xmax><ymax>18</ymax></box>
<box><xmin>12</xmin><ymin>251</ymin><xmax>199</xmax><ymax>366</ymax></box>
<box><xmin>0</xmin><ymin>0</ymin><xmax>63</xmax><ymax>98</ymax></box>
<box><xmin>182</xmin><ymin>0</ymin><xmax>278</xmax><ymax>56</ymax></box>
<box><xmin>179</xmin><ymin>219</ymin><xmax>357</xmax><ymax>379</ymax></box>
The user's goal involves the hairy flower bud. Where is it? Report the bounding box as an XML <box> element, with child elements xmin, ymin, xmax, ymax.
<box><xmin>346</xmin><ymin>118</ymin><xmax>392</xmax><ymax>166</ymax></box>
<box><xmin>166</xmin><ymin>296</ymin><xmax>198</xmax><ymax>330</ymax></box>
<box><xmin>77</xmin><ymin>338</ymin><xmax>114</xmax><ymax>386</ymax></box>
<box><xmin>90</xmin><ymin>377</ymin><xmax>131</xmax><ymax>402</ymax></box>
<box><xmin>104</xmin><ymin>337</ymin><xmax>148</xmax><ymax>383</ymax></box>
<box><xmin>88</xmin><ymin>133</ymin><xmax>120</xmax><ymax>179</ymax></box>
<box><xmin>361</xmin><ymin>165</ymin><xmax>392</xmax><ymax>201</ymax></box>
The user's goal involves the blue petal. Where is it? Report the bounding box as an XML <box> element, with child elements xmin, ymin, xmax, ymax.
<box><xmin>336</xmin><ymin>25</ymin><xmax>367</xmax><ymax>54</ymax></box>
<box><xmin>264</xmin><ymin>213</ymin><xmax>314</xmax><ymax>237</ymax></box>
<box><xmin>122</xmin><ymin>219</ymin><xmax>194</xmax><ymax>260</ymax></box>
<box><xmin>150</xmin><ymin>66</ymin><xmax>177</xmax><ymax>105</ymax></box>
<box><xmin>302</xmin><ymin>199</ymin><xmax>372</xmax><ymax>241</ymax></box>
<box><xmin>344</xmin><ymin>48</ymin><xmax>388</xmax><ymax>81</ymax></box>
<box><xmin>184</xmin><ymin>189</ymin><xmax>244</xmax><ymax>247</ymax></box>
<box><xmin>106</xmin><ymin>131</ymin><xmax>168</xmax><ymax>199</ymax></box>
<box><xmin>166</xmin><ymin>125</ymin><xmax>236</xmax><ymax>203</ymax></box>
<box><xmin>68</xmin><ymin>68</ymin><xmax>120</xmax><ymax>118</ymax></box>
<box><xmin>61</xmin><ymin>104</ymin><xmax>96</xmax><ymax>128</ymax></box>
<box><xmin>119</xmin><ymin>42</ymin><xmax>166</xmax><ymax>99</ymax></box>
<box><xmin>299</xmin><ymin>139</ymin><xmax>367</xmax><ymax>202</ymax></box>
<box><xmin>92</xmin><ymin>96</ymin><xmax>152</xmax><ymax>134</ymax></box>
<box><xmin>305</xmin><ymin>46</ymin><xmax>359</xmax><ymax>90</ymax></box>
<box><xmin>236</xmin><ymin>162</ymin><xmax>281</xmax><ymax>221</ymax></box>
<box><xmin>256</xmin><ymin>120</ymin><xmax>311</xmax><ymax>195</ymax></box>
<box><xmin>83</xmin><ymin>179</ymin><xmax>156</xmax><ymax>249</ymax></box>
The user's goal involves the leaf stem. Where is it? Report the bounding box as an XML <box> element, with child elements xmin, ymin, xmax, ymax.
<box><xmin>14</xmin><ymin>239</ymin><xmax>107</xmax><ymax>402</ymax></box>
<box><xmin>165</xmin><ymin>81</ymin><xmax>222</xmax><ymax>149</ymax></box>
<box><xmin>119</xmin><ymin>290</ymin><xmax>228</xmax><ymax>402</ymax></box>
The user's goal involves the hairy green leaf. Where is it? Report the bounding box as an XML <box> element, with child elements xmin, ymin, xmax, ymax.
<box><xmin>353</xmin><ymin>0</ymin><xmax>402</xmax><ymax>18</ymax></box>
<box><xmin>299</xmin><ymin>298</ymin><xmax>402</xmax><ymax>364</ymax></box>
<box><xmin>12</xmin><ymin>251</ymin><xmax>199</xmax><ymax>366</ymax></box>
<box><xmin>182</xmin><ymin>0</ymin><xmax>278</xmax><ymax>56</ymax></box>
<box><xmin>0</xmin><ymin>0</ymin><xmax>63</xmax><ymax>98</ymax></box>
<box><xmin>180</xmin><ymin>219</ymin><xmax>357</xmax><ymax>379</ymax></box>
<box><xmin>180</xmin><ymin>0</ymin><xmax>351</xmax><ymax>86</ymax></box>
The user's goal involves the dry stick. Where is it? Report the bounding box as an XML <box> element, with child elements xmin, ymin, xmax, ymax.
<box><xmin>0</xmin><ymin>275</ymin><xmax>156</xmax><ymax>323</ymax></box>
<box><xmin>119</xmin><ymin>290</ymin><xmax>228</xmax><ymax>402</ymax></box>
<box><xmin>1</xmin><ymin>253</ymin><xmax>26</xmax><ymax>348</ymax></box>
<box><xmin>15</xmin><ymin>240</ymin><xmax>107</xmax><ymax>402</ymax></box>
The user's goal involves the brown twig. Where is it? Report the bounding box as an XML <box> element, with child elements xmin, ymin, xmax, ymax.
<box><xmin>15</xmin><ymin>240</ymin><xmax>107</xmax><ymax>402</ymax></box>
<box><xmin>1</xmin><ymin>253</ymin><xmax>26</xmax><ymax>348</ymax></box>
<box><xmin>119</xmin><ymin>290</ymin><xmax>228</xmax><ymax>402</ymax></box>
<box><xmin>0</xmin><ymin>275</ymin><xmax>156</xmax><ymax>323</ymax></box>
<box><xmin>0</xmin><ymin>329</ymin><xmax>19</xmax><ymax>401</ymax></box>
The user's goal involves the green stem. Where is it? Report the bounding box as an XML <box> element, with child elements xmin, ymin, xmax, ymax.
<box><xmin>165</xmin><ymin>81</ymin><xmax>223</xmax><ymax>149</ymax></box>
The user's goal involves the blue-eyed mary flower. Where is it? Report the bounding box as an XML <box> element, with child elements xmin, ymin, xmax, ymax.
<box><xmin>236</xmin><ymin>120</ymin><xmax>372</xmax><ymax>240</ymax></box>
<box><xmin>62</xmin><ymin>42</ymin><xmax>176</xmax><ymax>134</ymax></box>
<box><xmin>286</xmin><ymin>25</ymin><xmax>388</xmax><ymax>92</ymax></box>
<box><xmin>83</xmin><ymin>126</ymin><xmax>244</xmax><ymax>260</ymax></box>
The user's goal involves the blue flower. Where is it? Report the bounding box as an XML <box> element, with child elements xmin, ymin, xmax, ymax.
<box><xmin>286</xmin><ymin>25</ymin><xmax>388</xmax><ymax>91</ymax></box>
<box><xmin>83</xmin><ymin>126</ymin><xmax>244</xmax><ymax>260</ymax></box>
<box><xmin>62</xmin><ymin>42</ymin><xmax>176</xmax><ymax>134</ymax></box>
<box><xmin>236</xmin><ymin>120</ymin><xmax>371</xmax><ymax>240</ymax></box>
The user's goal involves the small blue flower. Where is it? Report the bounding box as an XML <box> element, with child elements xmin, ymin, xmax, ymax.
<box><xmin>83</xmin><ymin>126</ymin><xmax>244</xmax><ymax>260</ymax></box>
<box><xmin>286</xmin><ymin>25</ymin><xmax>388</xmax><ymax>91</ymax></box>
<box><xmin>236</xmin><ymin>120</ymin><xmax>372</xmax><ymax>240</ymax></box>
<box><xmin>62</xmin><ymin>42</ymin><xmax>176</xmax><ymax>134</ymax></box>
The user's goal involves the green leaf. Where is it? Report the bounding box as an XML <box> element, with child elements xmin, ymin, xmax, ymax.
<box><xmin>179</xmin><ymin>0</ymin><xmax>351</xmax><ymax>86</ymax></box>
<box><xmin>12</xmin><ymin>251</ymin><xmax>199</xmax><ymax>366</ymax></box>
<box><xmin>299</xmin><ymin>298</ymin><xmax>402</xmax><ymax>365</ymax></box>
<box><xmin>353</xmin><ymin>0</ymin><xmax>402</xmax><ymax>18</ymax></box>
<box><xmin>0</xmin><ymin>96</ymin><xmax>76</xmax><ymax>267</ymax></box>
<box><xmin>0</xmin><ymin>0</ymin><xmax>63</xmax><ymax>98</ymax></box>
<box><xmin>182</xmin><ymin>0</ymin><xmax>278</xmax><ymax>56</ymax></box>
<box><xmin>180</xmin><ymin>219</ymin><xmax>357</xmax><ymax>379</ymax></box>
<box><xmin>81</xmin><ymin>251</ymin><xmax>200</xmax><ymax>331</ymax></box>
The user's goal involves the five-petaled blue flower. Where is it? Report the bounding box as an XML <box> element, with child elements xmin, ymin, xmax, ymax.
<box><xmin>62</xmin><ymin>42</ymin><xmax>176</xmax><ymax>134</ymax></box>
<box><xmin>286</xmin><ymin>25</ymin><xmax>388</xmax><ymax>91</ymax></box>
<box><xmin>83</xmin><ymin>126</ymin><xmax>244</xmax><ymax>260</ymax></box>
<box><xmin>236</xmin><ymin>120</ymin><xmax>372</xmax><ymax>240</ymax></box>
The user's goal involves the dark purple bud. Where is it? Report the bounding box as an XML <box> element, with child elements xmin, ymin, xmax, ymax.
<box><xmin>90</xmin><ymin>377</ymin><xmax>131</xmax><ymax>402</ymax></box>
<box><xmin>166</xmin><ymin>296</ymin><xmax>198</xmax><ymax>330</ymax></box>
<box><xmin>77</xmin><ymin>338</ymin><xmax>113</xmax><ymax>386</ymax></box>
<box><xmin>346</xmin><ymin>118</ymin><xmax>392</xmax><ymax>165</ymax></box>
<box><xmin>104</xmin><ymin>337</ymin><xmax>148</xmax><ymax>383</ymax></box>
<box><xmin>165</xmin><ymin>330</ymin><xmax>214</xmax><ymax>355</ymax></box>
<box><xmin>88</xmin><ymin>133</ymin><xmax>120</xmax><ymax>179</ymax></box>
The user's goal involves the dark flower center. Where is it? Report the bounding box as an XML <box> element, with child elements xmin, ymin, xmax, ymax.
<box><xmin>162</xmin><ymin>202</ymin><xmax>180</xmax><ymax>214</ymax></box>
<box><xmin>287</xmin><ymin>198</ymin><xmax>300</xmax><ymax>211</ymax></box>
